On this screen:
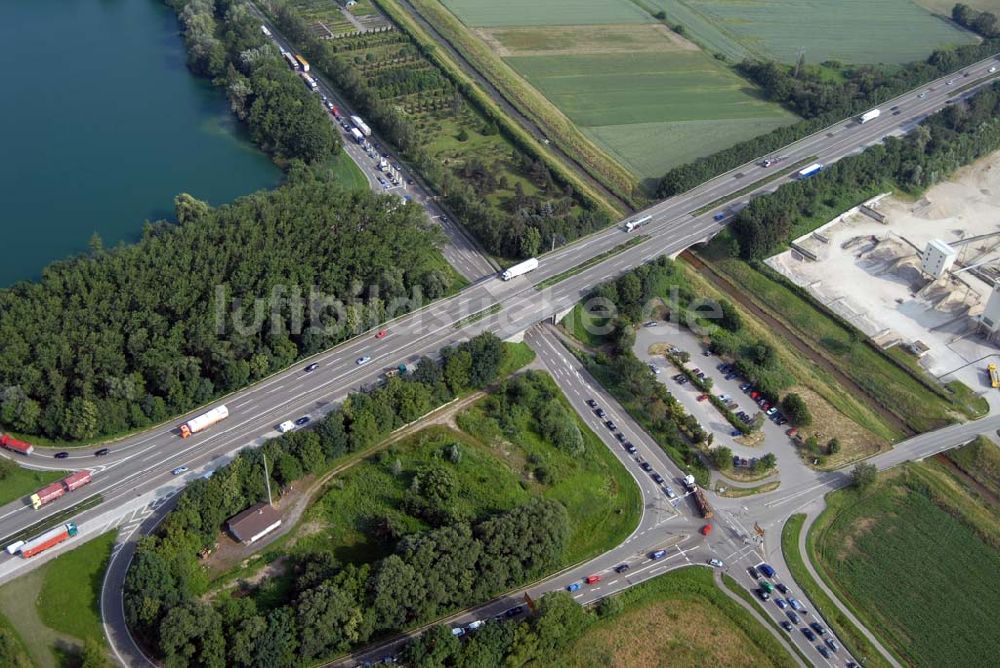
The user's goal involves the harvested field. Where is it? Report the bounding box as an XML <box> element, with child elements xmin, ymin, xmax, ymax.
<box><xmin>441</xmin><ymin>0</ymin><xmax>652</xmax><ymax>27</ymax></box>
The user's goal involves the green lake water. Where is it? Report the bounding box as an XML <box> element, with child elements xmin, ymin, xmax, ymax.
<box><xmin>0</xmin><ymin>0</ymin><xmax>281</xmax><ymax>286</ymax></box>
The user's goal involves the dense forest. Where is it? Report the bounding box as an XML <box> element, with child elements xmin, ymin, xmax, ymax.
<box><xmin>168</xmin><ymin>0</ymin><xmax>339</xmax><ymax>165</ymax></box>
<box><xmin>0</xmin><ymin>170</ymin><xmax>452</xmax><ymax>440</ymax></box>
<box><xmin>264</xmin><ymin>0</ymin><xmax>611</xmax><ymax>259</ymax></box>
<box><xmin>730</xmin><ymin>82</ymin><xmax>1000</xmax><ymax>260</ymax></box>
<box><xmin>123</xmin><ymin>334</ymin><xmax>575</xmax><ymax>667</ymax></box>
<box><xmin>658</xmin><ymin>19</ymin><xmax>999</xmax><ymax>197</ymax></box>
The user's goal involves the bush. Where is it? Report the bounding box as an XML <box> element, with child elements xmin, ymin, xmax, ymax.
<box><xmin>781</xmin><ymin>393</ymin><xmax>812</xmax><ymax>427</ymax></box>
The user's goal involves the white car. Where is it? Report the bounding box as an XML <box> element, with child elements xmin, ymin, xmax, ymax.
<box><xmin>708</xmin><ymin>558</ymin><xmax>724</xmax><ymax>568</ymax></box>
<box><xmin>356</xmin><ymin>356</ymin><xmax>372</xmax><ymax>365</ymax></box>
<box><xmin>466</xmin><ymin>620</ymin><xmax>484</xmax><ymax>632</ymax></box>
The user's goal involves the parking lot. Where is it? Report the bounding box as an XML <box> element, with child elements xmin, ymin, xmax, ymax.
<box><xmin>633</xmin><ymin>323</ymin><xmax>818</xmax><ymax>492</ymax></box>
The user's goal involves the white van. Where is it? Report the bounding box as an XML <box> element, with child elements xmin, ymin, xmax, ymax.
<box><xmin>277</xmin><ymin>421</ymin><xmax>295</xmax><ymax>434</ymax></box>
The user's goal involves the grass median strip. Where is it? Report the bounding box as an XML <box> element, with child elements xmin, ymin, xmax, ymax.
<box><xmin>0</xmin><ymin>494</ymin><xmax>103</xmax><ymax>548</ymax></box>
<box><xmin>535</xmin><ymin>235</ymin><xmax>648</xmax><ymax>289</ymax></box>
<box><xmin>453</xmin><ymin>302</ymin><xmax>502</xmax><ymax>329</ymax></box>
<box><xmin>693</xmin><ymin>157</ymin><xmax>818</xmax><ymax>217</ymax></box>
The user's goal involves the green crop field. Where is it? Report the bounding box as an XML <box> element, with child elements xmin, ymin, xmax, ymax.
<box><xmin>658</xmin><ymin>0</ymin><xmax>976</xmax><ymax>64</ymax></box>
<box><xmin>442</xmin><ymin>0</ymin><xmax>652</xmax><ymax>27</ymax></box>
<box><xmin>812</xmin><ymin>466</ymin><xmax>1000</xmax><ymax>667</ymax></box>
<box><xmin>506</xmin><ymin>51</ymin><xmax>795</xmax><ymax>178</ymax></box>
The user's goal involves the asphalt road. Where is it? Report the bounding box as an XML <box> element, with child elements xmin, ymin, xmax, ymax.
<box><xmin>2</xmin><ymin>54</ymin><xmax>997</xmax><ymax>561</ymax></box>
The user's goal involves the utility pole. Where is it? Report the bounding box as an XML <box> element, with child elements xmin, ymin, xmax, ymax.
<box><xmin>263</xmin><ymin>452</ymin><xmax>273</xmax><ymax>507</ymax></box>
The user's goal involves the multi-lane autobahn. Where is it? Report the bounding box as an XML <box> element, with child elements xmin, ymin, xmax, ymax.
<box><xmin>1</xmin><ymin>54</ymin><xmax>997</xmax><ymax>566</ymax></box>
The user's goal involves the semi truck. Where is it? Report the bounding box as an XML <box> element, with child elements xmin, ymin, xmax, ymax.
<box><xmin>294</xmin><ymin>54</ymin><xmax>310</xmax><ymax>72</ymax></box>
<box><xmin>624</xmin><ymin>215</ymin><xmax>651</xmax><ymax>232</ymax></box>
<box><xmin>19</xmin><ymin>522</ymin><xmax>78</xmax><ymax>558</ymax></box>
<box><xmin>500</xmin><ymin>257</ymin><xmax>539</xmax><ymax>281</ymax></box>
<box><xmin>301</xmin><ymin>73</ymin><xmax>318</xmax><ymax>91</ymax></box>
<box><xmin>694</xmin><ymin>488</ymin><xmax>714</xmax><ymax>519</ymax></box>
<box><xmin>283</xmin><ymin>52</ymin><xmax>299</xmax><ymax>71</ymax></box>
<box><xmin>350</xmin><ymin>115</ymin><xmax>372</xmax><ymax>137</ymax></box>
<box><xmin>1</xmin><ymin>434</ymin><xmax>33</xmax><ymax>456</ymax></box>
<box><xmin>797</xmin><ymin>163</ymin><xmax>824</xmax><ymax>179</ymax></box>
<box><xmin>858</xmin><ymin>108</ymin><xmax>881</xmax><ymax>124</ymax></box>
<box><xmin>30</xmin><ymin>470</ymin><xmax>93</xmax><ymax>510</ymax></box>
<box><xmin>989</xmin><ymin>363</ymin><xmax>1000</xmax><ymax>388</ymax></box>
<box><xmin>349</xmin><ymin>127</ymin><xmax>365</xmax><ymax>144</ymax></box>
<box><xmin>179</xmin><ymin>405</ymin><xmax>229</xmax><ymax>438</ymax></box>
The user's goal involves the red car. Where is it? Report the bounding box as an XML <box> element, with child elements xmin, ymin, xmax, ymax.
<box><xmin>750</xmin><ymin>391</ymin><xmax>760</xmax><ymax>399</ymax></box>
<box><xmin>700</xmin><ymin>524</ymin><xmax>713</xmax><ymax>536</ymax></box>
<box><xmin>697</xmin><ymin>394</ymin><xmax>708</xmax><ymax>402</ymax></box>
<box><xmin>375</xmin><ymin>329</ymin><xmax>388</xmax><ymax>339</ymax></box>
<box><xmin>585</xmin><ymin>574</ymin><xmax>601</xmax><ymax>585</ymax></box>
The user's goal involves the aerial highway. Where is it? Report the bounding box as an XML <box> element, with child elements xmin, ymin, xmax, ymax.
<box><xmin>1</xmin><ymin>54</ymin><xmax>997</xmax><ymax>561</ymax></box>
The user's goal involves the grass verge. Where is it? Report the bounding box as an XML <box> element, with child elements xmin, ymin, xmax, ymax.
<box><xmin>781</xmin><ymin>514</ymin><xmax>894</xmax><ymax>668</ymax></box>
<box><xmin>564</xmin><ymin>567</ymin><xmax>797</xmax><ymax>667</ymax></box>
<box><xmin>0</xmin><ymin>466</ymin><xmax>65</xmax><ymax>508</ymax></box>
<box><xmin>717</xmin><ymin>480</ymin><xmax>780</xmax><ymax>497</ymax></box>
<box><xmin>535</xmin><ymin>235</ymin><xmax>647</xmax><ymax>289</ymax></box>
<box><xmin>321</xmin><ymin>151</ymin><xmax>369</xmax><ymax>191</ymax></box>
<box><xmin>36</xmin><ymin>531</ymin><xmax>116</xmax><ymax>644</ymax></box>
<box><xmin>453</xmin><ymin>303</ymin><xmax>501</xmax><ymax>329</ymax></box>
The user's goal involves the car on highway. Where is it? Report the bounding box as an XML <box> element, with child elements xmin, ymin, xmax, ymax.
<box><xmin>625</xmin><ymin>444</ymin><xmax>637</xmax><ymax>454</ymax></box>
<box><xmin>788</xmin><ymin>597</ymin><xmax>805</xmax><ymax>611</ymax></box>
<box><xmin>775</xmin><ymin>598</ymin><xmax>788</xmax><ymax>609</ymax></box>
<box><xmin>54</xmin><ymin>451</ymin><xmax>69</xmax><ymax>459</ymax></box>
<box><xmin>649</xmin><ymin>549</ymin><xmax>667</xmax><ymax>560</ymax></box>
<box><xmin>780</xmin><ymin>621</ymin><xmax>793</xmax><ymax>632</ymax></box>
<box><xmin>817</xmin><ymin>645</ymin><xmax>831</xmax><ymax>659</ymax></box>
<box><xmin>651</xmin><ymin>473</ymin><xmax>664</xmax><ymax>484</ymax></box>
<box><xmin>747</xmin><ymin>565</ymin><xmax>760</xmax><ymax>579</ymax></box>
<box><xmin>616</xmin><ymin>433</ymin><xmax>626</xmax><ymax>442</ymax></box>
<box><xmin>305</xmin><ymin>363</ymin><xmax>320</xmax><ymax>372</ymax></box>
<box><xmin>375</xmin><ymin>329</ymin><xmax>388</xmax><ymax>339</ymax></box>
<box><xmin>919</xmin><ymin>91</ymin><xmax>928</xmax><ymax>98</ymax></box>
<box><xmin>947</xmin><ymin>79</ymin><xmax>955</xmax><ymax>85</ymax></box>
<box><xmin>595</xmin><ymin>408</ymin><xmax>606</xmax><ymax>418</ymax></box>
<box><xmin>586</xmin><ymin>399</ymin><xmax>598</xmax><ymax>408</ymax></box>
<box><xmin>802</xmin><ymin>628</ymin><xmax>816</xmax><ymax>642</ymax></box>
<box><xmin>708</xmin><ymin>558</ymin><xmax>724</xmax><ymax>568</ymax></box>
<box><xmin>776</xmin><ymin>583</ymin><xmax>789</xmax><ymax>594</ymax></box>
<box><xmin>604</xmin><ymin>420</ymin><xmax>617</xmax><ymax>431</ymax></box>
<box><xmin>356</xmin><ymin>356</ymin><xmax>372</xmax><ymax>365</ymax></box>
<box><xmin>171</xmin><ymin>466</ymin><xmax>189</xmax><ymax>475</ymax></box>
<box><xmin>664</xmin><ymin>486</ymin><xmax>676</xmax><ymax>499</ymax></box>
<box><xmin>755</xmin><ymin>588</ymin><xmax>770</xmax><ymax>601</ymax></box>
<box><xmin>505</xmin><ymin>605</ymin><xmax>524</xmax><ymax>618</ymax></box>
<box><xmin>810</xmin><ymin>622</ymin><xmax>827</xmax><ymax>636</ymax></box>
<box><xmin>295</xmin><ymin>416</ymin><xmax>311</xmax><ymax>426</ymax></box>
<box><xmin>566</xmin><ymin>582</ymin><xmax>581</xmax><ymax>592</ymax></box>
<box><xmin>585</xmin><ymin>575</ymin><xmax>601</xmax><ymax>585</ymax></box>
<box><xmin>787</xmin><ymin>610</ymin><xmax>800</xmax><ymax>624</ymax></box>
<box><xmin>614</xmin><ymin>563</ymin><xmax>630</xmax><ymax>574</ymax></box>
<box><xmin>95</xmin><ymin>448</ymin><xmax>110</xmax><ymax>457</ymax></box>
<box><xmin>640</xmin><ymin>462</ymin><xmax>653</xmax><ymax>472</ymax></box>
<box><xmin>825</xmin><ymin>637</ymin><xmax>839</xmax><ymax>652</ymax></box>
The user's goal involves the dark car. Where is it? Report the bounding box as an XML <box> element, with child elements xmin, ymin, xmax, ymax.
<box><xmin>95</xmin><ymin>448</ymin><xmax>110</xmax><ymax>457</ymax></box>
<box><xmin>616</xmin><ymin>433</ymin><xmax>626</xmax><ymax>442</ymax></box>
<box><xmin>787</xmin><ymin>610</ymin><xmax>800</xmax><ymax>624</ymax></box>
<box><xmin>586</xmin><ymin>399</ymin><xmax>597</xmax><ymax>408</ymax></box>
<box><xmin>625</xmin><ymin>444</ymin><xmax>637</xmax><ymax>454</ymax></box>
<box><xmin>640</xmin><ymin>462</ymin><xmax>653</xmax><ymax>472</ymax></box>
<box><xmin>817</xmin><ymin>646</ymin><xmax>830</xmax><ymax>659</ymax></box>
<box><xmin>802</xmin><ymin>628</ymin><xmax>816</xmax><ymax>641</ymax></box>
<box><xmin>295</xmin><ymin>416</ymin><xmax>311</xmax><ymax>426</ymax></box>
<box><xmin>54</xmin><ymin>451</ymin><xmax>70</xmax><ymax>459</ymax></box>
<box><xmin>505</xmin><ymin>605</ymin><xmax>524</xmax><ymax>618</ymax></box>
<box><xmin>747</xmin><ymin>565</ymin><xmax>759</xmax><ymax>579</ymax></box>
<box><xmin>810</xmin><ymin>622</ymin><xmax>827</xmax><ymax>636</ymax></box>
<box><xmin>755</xmin><ymin>589</ymin><xmax>770</xmax><ymax>601</ymax></box>
<box><xmin>595</xmin><ymin>408</ymin><xmax>607</xmax><ymax>418</ymax></box>
<box><xmin>651</xmin><ymin>473</ymin><xmax>664</xmax><ymax>484</ymax></box>
<box><xmin>605</xmin><ymin>420</ymin><xmax>617</xmax><ymax>431</ymax></box>
<box><xmin>614</xmin><ymin>563</ymin><xmax>630</xmax><ymax>574</ymax></box>
<box><xmin>780</xmin><ymin>621</ymin><xmax>793</xmax><ymax>632</ymax></box>
<box><xmin>776</xmin><ymin>583</ymin><xmax>789</xmax><ymax>594</ymax></box>
<box><xmin>305</xmin><ymin>363</ymin><xmax>320</xmax><ymax>372</ymax></box>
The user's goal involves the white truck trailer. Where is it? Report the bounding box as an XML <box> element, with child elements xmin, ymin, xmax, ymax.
<box><xmin>500</xmin><ymin>257</ymin><xmax>539</xmax><ymax>281</ymax></box>
<box><xmin>858</xmin><ymin>108</ymin><xmax>881</xmax><ymax>124</ymax></box>
<box><xmin>350</xmin><ymin>115</ymin><xmax>372</xmax><ymax>137</ymax></box>
<box><xmin>179</xmin><ymin>405</ymin><xmax>229</xmax><ymax>438</ymax></box>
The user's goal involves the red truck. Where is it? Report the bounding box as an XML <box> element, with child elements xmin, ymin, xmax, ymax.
<box><xmin>30</xmin><ymin>470</ymin><xmax>93</xmax><ymax>510</ymax></box>
<box><xmin>19</xmin><ymin>522</ymin><xmax>78</xmax><ymax>558</ymax></box>
<box><xmin>1</xmin><ymin>434</ymin><xmax>34</xmax><ymax>456</ymax></box>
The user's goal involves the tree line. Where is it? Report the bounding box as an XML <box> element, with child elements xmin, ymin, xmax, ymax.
<box><xmin>0</xmin><ymin>169</ymin><xmax>451</xmax><ymax>440</ymax></box>
<box><xmin>658</xmin><ymin>33</ymin><xmax>999</xmax><ymax>197</ymax></box>
<box><xmin>953</xmin><ymin>3</ymin><xmax>1000</xmax><ymax>38</ymax></box>
<box><xmin>730</xmin><ymin>82</ymin><xmax>1000</xmax><ymax>260</ymax></box>
<box><xmin>264</xmin><ymin>0</ymin><xmax>612</xmax><ymax>260</ymax></box>
<box><xmin>123</xmin><ymin>333</ymin><xmax>576</xmax><ymax>666</ymax></box>
<box><xmin>167</xmin><ymin>0</ymin><xmax>339</xmax><ymax>165</ymax></box>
